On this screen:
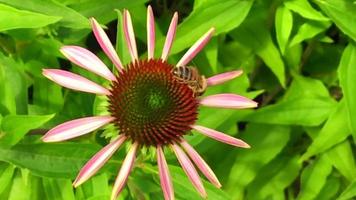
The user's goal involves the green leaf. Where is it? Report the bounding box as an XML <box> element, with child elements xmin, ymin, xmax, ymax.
<box><xmin>43</xmin><ymin>178</ymin><xmax>75</xmax><ymax>200</ymax></box>
<box><xmin>247</xmin><ymin>155</ymin><xmax>301</xmax><ymax>200</ymax></box>
<box><xmin>284</xmin><ymin>0</ymin><xmax>329</xmax><ymax>21</ymax></box>
<box><xmin>0</xmin><ymin>114</ymin><xmax>54</xmax><ymax>147</ymax></box>
<box><xmin>166</xmin><ymin>0</ymin><xmax>253</xmax><ymax>55</ymax></box>
<box><xmin>79</xmin><ymin>173</ymin><xmax>110</xmax><ymax>200</ymax></box>
<box><xmin>244</xmin><ymin>97</ymin><xmax>336</xmax><ymax>126</ymax></box>
<box><xmin>289</xmin><ymin>21</ymin><xmax>331</xmax><ymax>47</ymax></box>
<box><xmin>315</xmin><ymin>176</ymin><xmax>340</xmax><ymax>200</ymax></box>
<box><xmin>8</xmin><ymin>170</ymin><xmax>30</xmax><ymax>200</ymax></box>
<box><xmin>0</xmin><ymin>163</ymin><xmax>15</xmax><ymax>194</ymax></box>
<box><xmin>338</xmin><ymin>180</ymin><xmax>356</xmax><ymax>200</ymax></box>
<box><xmin>70</xmin><ymin>0</ymin><xmax>146</xmax><ymax>25</ymax></box>
<box><xmin>275</xmin><ymin>5</ymin><xmax>293</xmax><ymax>54</ymax></box>
<box><xmin>115</xmin><ymin>10</ymin><xmax>131</xmax><ymax>66</ymax></box>
<box><xmin>315</xmin><ymin>0</ymin><xmax>356</xmax><ymax>41</ymax></box>
<box><xmin>0</xmin><ymin>4</ymin><xmax>61</xmax><ymax>31</ymax></box>
<box><xmin>0</xmin><ymin>53</ymin><xmax>28</xmax><ymax>115</ymax></box>
<box><xmin>297</xmin><ymin>155</ymin><xmax>333</xmax><ymax>200</ymax></box>
<box><xmin>0</xmin><ymin>0</ymin><xmax>89</xmax><ymax>29</ymax></box>
<box><xmin>338</xmin><ymin>43</ymin><xmax>356</xmax><ymax>139</ymax></box>
<box><xmin>283</xmin><ymin>75</ymin><xmax>330</xmax><ymax>101</ymax></box>
<box><xmin>33</xmin><ymin>78</ymin><xmax>64</xmax><ymax>113</ymax></box>
<box><xmin>325</xmin><ymin>140</ymin><xmax>356</xmax><ymax>182</ymax></box>
<box><xmin>301</xmin><ymin>101</ymin><xmax>350</xmax><ymax>161</ymax></box>
<box><xmin>0</xmin><ymin>143</ymin><xmax>120</xmax><ymax>178</ymax></box>
<box><xmin>230</xmin><ymin>10</ymin><xmax>286</xmax><ymax>87</ymax></box>
<box><xmin>226</xmin><ymin>124</ymin><xmax>291</xmax><ymax>199</ymax></box>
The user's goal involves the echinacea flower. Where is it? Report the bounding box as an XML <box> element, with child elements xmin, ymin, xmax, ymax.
<box><xmin>42</xmin><ymin>6</ymin><xmax>257</xmax><ymax>200</ymax></box>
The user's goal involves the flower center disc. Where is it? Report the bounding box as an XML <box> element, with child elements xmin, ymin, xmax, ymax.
<box><xmin>108</xmin><ymin>59</ymin><xmax>198</xmax><ymax>146</ymax></box>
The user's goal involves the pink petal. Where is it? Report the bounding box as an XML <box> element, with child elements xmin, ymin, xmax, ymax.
<box><xmin>73</xmin><ymin>135</ymin><xmax>126</xmax><ymax>187</ymax></box>
<box><xmin>147</xmin><ymin>5</ymin><xmax>155</xmax><ymax>59</ymax></box>
<box><xmin>42</xmin><ymin>116</ymin><xmax>114</xmax><ymax>142</ymax></box>
<box><xmin>90</xmin><ymin>18</ymin><xmax>124</xmax><ymax>72</ymax></box>
<box><xmin>60</xmin><ymin>46</ymin><xmax>116</xmax><ymax>81</ymax></box>
<box><xmin>180</xmin><ymin>140</ymin><xmax>221</xmax><ymax>188</ymax></box>
<box><xmin>176</xmin><ymin>28</ymin><xmax>215</xmax><ymax>67</ymax></box>
<box><xmin>157</xmin><ymin>146</ymin><xmax>174</xmax><ymax>200</ymax></box>
<box><xmin>111</xmin><ymin>142</ymin><xmax>138</xmax><ymax>200</ymax></box>
<box><xmin>123</xmin><ymin>9</ymin><xmax>138</xmax><ymax>61</ymax></box>
<box><xmin>191</xmin><ymin>125</ymin><xmax>250</xmax><ymax>148</ymax></box>
<box><xmin>42</xmin><ymin>69</ymin><xmax>110</xmax><ymax>95</ymax></box>
<box><xmin>207</xmin><ymin>70</ymin><xmax>243</xmax><ymax>86</ymax></box>
<box><xmin>199</xmin><ymin>94</ymin><xmax>258</xmax><ymax>109</ymax></box>
<box><xmin>171</xmin><ymin>143</ymin><xmax>207</xmax><ymax>198</ymax></box>
<box><xmin>161</xmin><ymin>12</ymin><xmax>178</xmax><ymax>61</ymax></box>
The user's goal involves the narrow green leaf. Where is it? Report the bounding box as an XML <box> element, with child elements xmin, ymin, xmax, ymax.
<box><xmin>165</xmin><ymin>0</ymin><xmax>253</xmax><ymax>55</ymax></box>
<box><xmin>338</xmin><ymin>180</ymin><xmax>356</xmax><ymax>200</ymax></box>
<box><xmin>247</xmin><ymin>155</ymin><xmax>301</xmax><ymax>200</ymax></box>
<box><xmin>0</xmin><ymin>4</ymin><xmax>61</xmax><ymax>31</ymax></box>
<box><xmin>289</xmin><ymin>21</ymin><xmax>331</xmax><ymax>47</ymax></box>
<box><xmin>43</xmin><ymin>178</ymin><xmax>75</xmax><ymax>200</ymax></box>
<box><xmin>0</xmin><ymin>143</ymin><xmax>120</xmax><ymax>178</ymax></box>
<box><xmin>0</xmin><ymin>114</ymin><xmax>54</xmax><ymax>147</ymax></box>
<box><xmin>0</xmin><ymin>163</ymin><xmax>15</xmax><ymax>194</ymax></box>
<box><xmin>315</xmin><ymin>0</ymin><xmax>356</xmax><ymax>41</ymax></box>
<box><xmin>0</xmin><ymin>53</ymin><xmax>28</xmax><ymax>115</ymax></box>
<box><xmin>115</xmin><ymin>10</ymin><xmax>131</xmax><ymax>66</ymax></box>
<box><xmin>297</xmin><ymin>155</ymin><xmax>333</xmax><ymax>200</ymax></box>
<box><xmin>283</xmin><ymin>75</ymin><xmax>330</xmax><ymax>101</ymax></box>
<box><xmin>301</xmin><ymin>101</ymin><xmax>350</xmax><ymax>161</ymax></box>
<box><xmin>315</xmin><ymin>176</ymin><xmax>340</xmax><ymax>200</ymax></box>
<box><xmin>284</xmin><ymin>0</ymin><xmax>329</xmax><ymax>21</ymax></box>
<box><xmin>244</xmin><ymin>97</ymin><xmax>336</xmax><ymax>126</ymax></box>
<box><xmin>8</xmin><ymin>170</ymin><xmax>29</xmax><ymax>200</ymax></box>
<box><xmin>70</xmin><ymin>0</ymin><xmax>146</xmax><ymax>24</ymax></box>
<box><xmin>231</xmin><ymin>24</ymin><xmax>286</xmax><ymax>87</ymax></box>
<box><xmin>338</xmin><ymin>43</ymin><xmax>356</xmax><ymax>139</ymax></box>
<box><xmin>226</xmin><ymin>124</ymin><xmax>291</xmax><ymax>198</ymax></box>
<box><xmin>326</xmin><ymin>140</ymin><xmax>356</xmax><ymax>182</ymax></box>
<box><xmin>0</xmin><ymin>0</ymin><xmax>89</xmax><ymax>29</ymax></box>
<box><xmin>33</xmin><ymin>78</ymin><xmax>64</xmax><ymax>113</ymax></box>
<box><xmin>275</xmin><ymin>5</ymin><xmax>293</xmax><ymax>54</ymax></box>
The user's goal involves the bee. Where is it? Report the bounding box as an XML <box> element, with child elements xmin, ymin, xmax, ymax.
<box><xmin>172</xmin><ymin>66</ymin><xmax>207</xmax><ymax>96</ymax></box>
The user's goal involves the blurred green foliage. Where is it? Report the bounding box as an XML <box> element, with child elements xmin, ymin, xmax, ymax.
<box><xmin>0</xmin><ymin>0</ymin><xmax>355</xmax><ymax>199</ymax></box>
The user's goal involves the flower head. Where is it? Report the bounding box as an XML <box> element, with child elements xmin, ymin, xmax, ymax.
<box><xmin>42</xmin><ymin>6</ymin><xmax>257</xmax><ymax>200</ymax></box>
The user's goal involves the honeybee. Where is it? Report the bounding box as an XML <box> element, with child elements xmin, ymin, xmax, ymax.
<box><xmin>172</xmin><ymin>66</ymin><xmax>207</xmax><ymax>96</ymax></box>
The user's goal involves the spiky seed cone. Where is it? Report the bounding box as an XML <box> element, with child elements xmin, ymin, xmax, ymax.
<box><xmin>108</xmin><ymin>59</ymin><xmax>198</xmax><ymax>146</ymax></box>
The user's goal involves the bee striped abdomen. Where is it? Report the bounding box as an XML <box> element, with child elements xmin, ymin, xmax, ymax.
<box><xmin>172</xmin><ymin>66</ymin><xmax>207</xmax><ymax>96</ymax></box>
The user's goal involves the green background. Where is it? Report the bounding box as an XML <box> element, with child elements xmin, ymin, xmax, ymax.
<box><xmin>0</xmin><ymin>0</ymin><xmax>356</xmax><ymax>199</ymax></box>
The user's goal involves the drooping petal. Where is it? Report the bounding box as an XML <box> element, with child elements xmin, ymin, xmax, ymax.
<box><xmin>73</xmin><ymin>135</ymin><xmax>127</xmax><ymax>187</ymax></box>
<box><xmin>176</xmin><ymin>28</ymin><xmax>215</xmax><ymax>67</ymax></box>
<box><xmin>42</xmin><ymin>69</ymin><xmax>110</xmax><ymax>95</ymax></box>
<box><xmin>157</xmin><ymin>146</ymin><xmax>174</xmax><ymax>200</ymax></box>
<box><xmin>191</xmin><ymin>125</ymin><xmax>250</xmax><ymax>148</ymax></box>
<box><xmin>123</xmin><ymin>9</ymin><xmax>138</xmax><ymax>61</ymax></box>
<box><xmin>171</xmin><ymin>143</ymin><xmax>207</xmax><ymax>198</ymax></box>
<box><xmin>111</xmin><ymin>142</ymin><xmax>138</xmax><ymax>200</ymax></box>
<box><xmin>90</xmin><ymin>18</ymin><xmax>124</xmax><ymax>72</ymax></box>
<box><xmin>207</xmin><ymin>70</ymin><xmax>243</xmax><ymax>86</ymax></box>
<box><xmin>60</xmin><ymin>46</ymin><xmax>116</xmax><ymax>81</ymax></box>
<box><xmin>199</xmin><ymin>94</ymin><xmax>258</xmax><ymax>109</ymax></box>
<box><xmin>180</xmin><ymin>140</ymin><xmax>221</xmax><ymax>188</ymax></box>
<box><xmin>161</xmin><ymin>12</ymin><xmax>178</xmax><ymax>61</ymax></box>
<box><xmin>147</xmin><ymin>5</ymin><xmax>155</xmax><ymax>59</ymax></box>
<box><xmin>42</xmin><ymin>116</ymin><xmax>114</xmax><ymax>142</ymax></box>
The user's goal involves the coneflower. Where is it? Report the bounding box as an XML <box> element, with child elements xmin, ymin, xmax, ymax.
<box><xmin>42</xmin><ymin>6</ymin><xmax>257</xmax><ymax>200</ymax></box>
